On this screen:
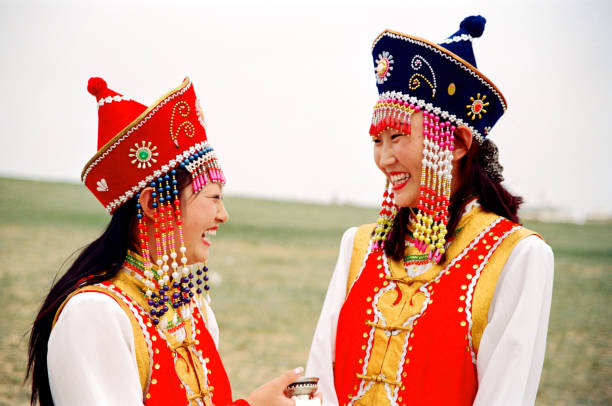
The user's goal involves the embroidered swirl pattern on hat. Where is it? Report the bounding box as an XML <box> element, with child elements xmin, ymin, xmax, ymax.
<box><xmin>368</xmin><ymin>16</ymin><xmax>507</xmax><ymax>263</ymax></box>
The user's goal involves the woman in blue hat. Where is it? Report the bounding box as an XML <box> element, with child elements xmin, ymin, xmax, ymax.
<box><xmin>306</xmin><ymin>16</ymin><xmax>553</xmax><ymax>406</ymax></box>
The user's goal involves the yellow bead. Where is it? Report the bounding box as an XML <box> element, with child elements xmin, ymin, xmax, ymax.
<box><xmin>425</xmin><ymin>237</ymin><xmax>431</xmax><ymax>244</ymax></box>
<box><xmin>418</xmin><ymin>235</ymin><xmax>425</xmax><ymax>241</ymax></box>
<box><xmin>438</xmin><ymin>248</ymin><xmax>445</xmax><ymax>254</ymax></box>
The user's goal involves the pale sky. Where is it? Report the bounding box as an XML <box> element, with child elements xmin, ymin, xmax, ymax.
<box><xmin>1</xmin><ymin>0</ymin><xmax>610</xmax><ymax>220</ymax></box>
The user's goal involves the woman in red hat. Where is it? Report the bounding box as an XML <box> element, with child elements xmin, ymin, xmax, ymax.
<box><xmin>26</xmin><ymin>77</ymin><xmax>313</xmax><ymax>406</ymax></box>
<box><xmin>306</xmin><ymin>16</ymin><xmax>554</xmax><ymax>406</ymax></box>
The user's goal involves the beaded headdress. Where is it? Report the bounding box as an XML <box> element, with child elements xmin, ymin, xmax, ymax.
<box><xmin>82</xmin><ymin>77</ymin><xmax>225</xmax><ymax>323</ymax></box>
<box><xmin>369</xmin><ymin>16</ymin><xmax>507</xmax><ymax>263</ymax></box>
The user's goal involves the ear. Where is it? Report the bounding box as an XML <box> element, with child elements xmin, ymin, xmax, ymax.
<box><xmin>452</xmin><ymin>126</ymin><xmax>473</xmax><ymax>162</ymax></box>
<box><xmin>138</xmin><ymin>187</ymin><xmax>156</xmax><ymax>220</ymax></box>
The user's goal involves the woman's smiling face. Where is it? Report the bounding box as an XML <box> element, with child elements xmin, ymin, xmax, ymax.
<box><xmin>179</xmin><ymin>182</ymin><xmax>229</xmax><ymax>264</ymax></box>
<box><xmin>373</xmin><ymin>111</ymin><xmax>425</xmax><ymax>208</ymax></box>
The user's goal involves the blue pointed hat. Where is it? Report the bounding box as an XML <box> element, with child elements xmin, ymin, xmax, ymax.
<box><xmin>370</xmin><ymin>15</ymin><xmax>506</xmax><ymax>142</ymax></box>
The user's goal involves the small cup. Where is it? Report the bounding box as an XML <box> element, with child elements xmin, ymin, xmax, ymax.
<box><xmin>285</xmin><ymin>376</ymin><xmax>319</xmax><ymax>400</ymax></box>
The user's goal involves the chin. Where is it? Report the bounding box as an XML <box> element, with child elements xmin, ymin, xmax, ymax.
<box><xmin>188</xmin><ymin>246</ymin><xmax>209</xmax><ymax>265</ymax></box>
<box><xmin>393</xmin><ymin>192</ymin><xmax>418</xmax><ymax>208</ymax></box>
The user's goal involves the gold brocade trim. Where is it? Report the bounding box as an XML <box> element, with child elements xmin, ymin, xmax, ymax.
<box><xmin>371</xmin><ymin>30</ymin><xmax>507</xmax><ymax>110</ymax></box>
<box><xmin>356</xmin><ymin>373</ymin><xmax>401</xmax><ymax>386</ymax></box>
<box><xmin>365</xmin><ymin>320</ymin><xmax>412</xmax><ymax>332</ymax></box>
<box><xmin>347</xmin><ymin>223</ymin><xmax>376</xmax><ymax>295</ymax></box>
<box><xmin>52</xmin><ymin>284</ymin><xmax>151</xmax><ymax>394</ymax></box>
<box><xmin>386</xmin><ymin>276</ymin><xmax>429</xmax><ymax>286</ymax></box>
<box><xmin>81</xmin><ymin>78</ymin><xmax>192</xmax><ymax>179</ymax></box>
<box><xmin>187</xmin><ymin>387</ymin><xmax>214</xmax><ymax>401</ymax></box>
<box><xmin>470</xmin><ymin>227</ymin><xmax>539</xmax><ymax>352</ymax></box>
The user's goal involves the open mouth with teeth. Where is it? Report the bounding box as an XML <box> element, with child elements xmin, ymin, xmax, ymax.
<box><xmin>202</xmin><ymin>227</ymin><xmax>217</xmax><ymax>247</ymax></box>
<box><xmin>389</xmin><ymin>172</ymin><xmax>411</xmax><ymax>190</ymax></box>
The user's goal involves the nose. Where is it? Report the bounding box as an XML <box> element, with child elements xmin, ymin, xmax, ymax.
<box><xmin>217</xmin><ymin>200</ymin><xmax>229</xmax><ymax>224</ymax></box>
<box><xmin>379</xmin><ymin>141</ymin><xmax>397</xmax><ymax>168</ymax></box>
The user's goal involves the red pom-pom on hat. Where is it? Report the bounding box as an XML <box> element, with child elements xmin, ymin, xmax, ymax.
<box><xmin>87</xmin><ymin>77</ymin><xmax>108</xmax><ymax>97</ymax></box>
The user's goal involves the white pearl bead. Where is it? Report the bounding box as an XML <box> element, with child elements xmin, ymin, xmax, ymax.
<box><xmin>170</xmin><ymin>252</ymin><xmax>177</xmax><ymax>259</ymax></box>
<box><xmin>163</xmin><ymin>275</ymin><xmax>169</xmax><ymax>282</ymax></box>
<box><xmin>181</xmin><ymin>257</ymin><xmax>188</xmax><ymax>264</ymax></box>
<box><xmin>182</xmin><ymin>268</ymin><xmax>189</xmax><ymax>276</ymax></box>
<box><xmin>180</xmin><ymin>246</ymin><xmax>187</xmax><ymax>253</ymax></box>
<box><xmin>162</xmin><ymin>264</ymin><xmax>169</xmax><ymax>272</ymax></box>
<box><xmin>156</xmin><ymin>259</ymin><xmax>163</xmax><ymax>266</ymax></box>
<box><xmin>146</xmin><ymin>290</ymin><xmax>152</xmax><ymax>297</ymax></box>
<box><xmin>162</xmin><ymin>255</ymin><xmax>169</xmax><ymax>262</ymax></box>
<box><xmin>172</xmin><ymin>272</ymin><xmax>180</xmax><ymax>280</ymax></box>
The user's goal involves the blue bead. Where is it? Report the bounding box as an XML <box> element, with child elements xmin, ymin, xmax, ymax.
<box><xmin>159</xmin><ymin>197</ymin><xmax>164</xmax><ymax>202</ymax></box>
<box><xmin>151</xmin><ymin>292</ymin><xmax>157</xmax><ymax>298</ymax></box>
<box><xmin>150</xmin><ymin>182</ymin><xmax>156</xmax><ymax>187</ymax></box>
<box><xmin>164</xmin><ymin>175</ymin><xmax>170</xmax><ymax>180</ymax></box>
<box><xmin>163</xmin><ymin>295</ymin><xmax>169</xmax><ymax>301</ymax></box>
<box><xmin>162</xmin><ymin>306</ymin><xmax>168</xmax><ymax>312</ymax></box>
<box><xmin>171</xmin><ymin>169</ymin><xmax>176</xmax><ymax>175</ymax></box>
<box><xmin>173</xmin><ymin>292</ymin><xmax>180</xmax><ymax>299</ymax></box>
<box><xmin>196</xmin><ymin>279</ymin><xmax>202</xmax><ymax>285</ymax></box>
<box><xmin>136</xmin><ymin>203</ymin><xmax>141</xmax><ymax>209</ymax></box>
<box><xmin>180</xmin><ymin>162</ymin><xmax>186</xmax><ymax>168</ymax></box>
<box><xmin>204</xmin><ymin>275</ymin><xmax>209</xmax><ymax>281</ymax></box>
<box><xmin>173</xmin><ymin>302</ymin><xmax>180</xmax><ymax>308</ymax></box>
<box><xmin>196</xmin><ymin>269</ymin><xmax>202</xmax><ymax>275</ymax></box>
<box><xmin>152</xmin><ymin>203</ymin><xmax>158</xmax><ymax>208</ymax></box>
<box><xmin>204</xmin><ymin>285</ymin><xmax>210</xmax><ymax>291</ymax></box>
<box><xmin>158</xmin><ymin>177</ymin><xmax>163</xmax><ymax>183</ymax></box>
<box><xmin>148</xmin><ymin>299</ymin><xmax>154</xmax><ymax>306</ymax></box>
<box><xmin>188</xmin><ymin>273</ymin><xmax>194</xmax><ymax>279</ymax></box>
<box><xmin>203</xmin><ymin>266</ymin><xmax>208</xmax><ymax>272</ymax></box>
<box><xmin>150</xmin><ymin>309</ymin><xmax>157</xmax><ymax>316</ymax></box>
<box><xmin>173</xmin><ymin>190</ymin><xmax>179</xmax><ymax>195</ymax></box>
<box><xmin>152</xmin><ymin>319</ymin><xmax>159</xmax><ymax>325</ymax></box>
<box><xmin>136</xmin><ymin>213</ymin><xmax>143</xmax><ymax>219</ymax></box>
<box><xmin>181</xmin><ymin>277</ymin><xmax>189</xmax><ymax>283</ymax></box>
<box><xmin>173</xmin><ymin>282</ymin><xmax>180</xmax><ymax>288</ymax></box>
<box><xmin>196</xmin><ymin>288</ymin><xmax>202</xmax><ymax>294</ymax></box>
<box><xmin>189</xmin><ymin>292</ymin><xmax>194</xmax><ymax>298</ymax></box>
<box><xmin>172</xmin><ymin>179</ymin><xmax>178</xmax><ymax>185</ymax></box>
<box><xmin>188</xmin><ymin>282</ymin><xmax>194</xmax><ymax>288</ymax></box>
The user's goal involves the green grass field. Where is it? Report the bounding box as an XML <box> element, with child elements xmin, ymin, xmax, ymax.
<box><xmin>0</xmin><ymin>177</ymin><xmax>610</xmax><ymax>405</ymax></box>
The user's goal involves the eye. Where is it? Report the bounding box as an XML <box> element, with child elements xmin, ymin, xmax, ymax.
<box><xmin>391</xmin><ymin>133</ymin><xmax>404</xmax><ymax>140</ymax></box>
<box><xmin>372</xmin><ymin>137</ymin><xmax>381</xmax><ymax>144</ymax></box>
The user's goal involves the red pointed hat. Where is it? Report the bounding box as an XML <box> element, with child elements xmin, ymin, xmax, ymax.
<box><xmin>81</xmin><ymin>77</ymin><xmax>225</xmax><ymax>213</ymax></box>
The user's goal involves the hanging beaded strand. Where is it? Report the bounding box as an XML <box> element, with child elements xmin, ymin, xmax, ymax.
<box><xmin>411</xmin><ymin>111</ymin><xmax>454</xmax><ymax>263</ymax></box>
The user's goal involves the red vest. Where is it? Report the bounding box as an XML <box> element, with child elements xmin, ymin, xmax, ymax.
<box><xmin>334</xmin><ymin>215</ymin><xmax>524</xmax><ymax>406</ymax></box>
<box><xmin>75</xmin><ymin>279</ymin><xmax>249</xmax><ymax>406</ymax></box>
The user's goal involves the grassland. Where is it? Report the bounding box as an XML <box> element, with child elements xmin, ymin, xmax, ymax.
<box><xmin>0</xmin><ymin>177</ymin><xmax>610</xmax><ymax>405</ymax></box>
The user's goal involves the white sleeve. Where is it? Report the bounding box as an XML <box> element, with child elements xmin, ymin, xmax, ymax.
<box><xmin>48</xmin><ymin>292</ymin><xmax>144</xmax><ymax>406</ymax></box>
<box><xmin>203</xmin><ymin>300</ymin><xmax>220</xmax><ymax>347</ymax></box>
<box><xmin>474</xmin><ymin>235</ymin><xmax>554</xmax><ymax>406</ymax></box>
<box><xmin>306</xmin><ymin>227</ymin><xmax>357</xmax><ymax>406</ymax></box>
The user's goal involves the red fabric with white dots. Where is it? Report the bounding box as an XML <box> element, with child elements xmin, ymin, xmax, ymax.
<box><xmin>334</xmin><ymin>218</ymin><xmax>517</xmax><ymax>406</ymax></box>
<box><xmin>76</xmin><ymin>282</ymin><xmax>247</xmax><ymax>406</ymax></box>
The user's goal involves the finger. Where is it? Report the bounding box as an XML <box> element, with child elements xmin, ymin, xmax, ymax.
<box><xmin>276</xmin><ymin>366</ymin><xmax>304</xmax><ymax>388</ymax></box>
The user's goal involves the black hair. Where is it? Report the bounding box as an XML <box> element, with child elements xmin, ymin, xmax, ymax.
<box><xmin>384</xmin><ymin>138</ymin><xmax>523</xmax><ymax>262</ymax></box>
<box><xmin>26</xmin><ymin>167</ymin><xmax>192</xmax><ymax>406</ymax></box>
